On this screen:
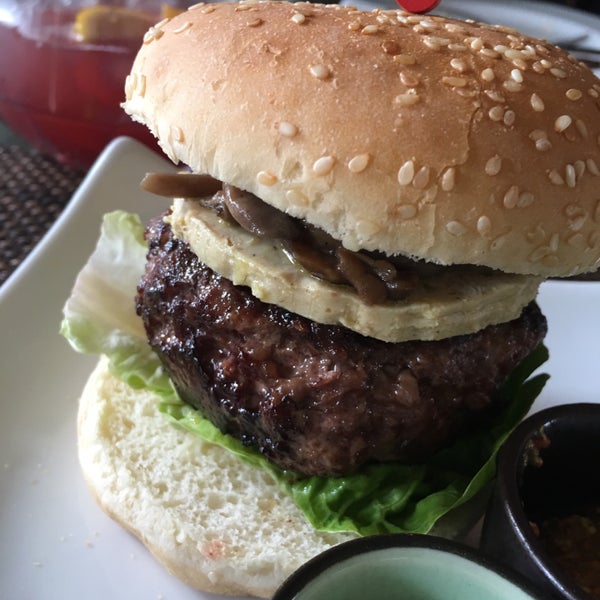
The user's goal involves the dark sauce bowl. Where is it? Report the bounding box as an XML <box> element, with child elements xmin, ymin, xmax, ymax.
<box><xmin>272</xmin><ymin>534</ymin><xmax>545</xmax><ymax>600</ymax></box>
<box><xmin>480</xmin><ymin>403</ymin><xmax>600</xmax><ymax>600</ymax></box>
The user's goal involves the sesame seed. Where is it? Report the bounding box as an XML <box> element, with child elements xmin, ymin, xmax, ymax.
<box><xmin>154</xmin><ymin>17</ymin><xmax>170</xmax><ymax>29</ymax></box>
<box><xmin>530</xmin><ymin>93</ymin><xmax>544</xmax><ymax>112</ymax></box>
<box><xmin>517</xmin><ymin>191</ymin><xmax>535</xmax><ymax>208</ymax></box>
<box><xmin>441</xmin><ymin>167</ymin><xmax>456</xmax><ymax>191</ymax></box>
<box><xmin>529</xmin><ymin>246</ymin><xmax>553</xmax><ymax>263</ymax></box>
<box><xmin>446</xmin><ymin>221</ymin><xmax>467</xmax><ymax>236</ymax></box>
<box><xmin>536</xmin><ymin>138</ymin><xmax>552</xmax><ymax>152</ymax></box>
<box><xmin>200</xmin><ymin>5</ymin><xmax>216</xmax><ymax>13</ymax></box>
<box><xmin>532</xmin><ymin>61</ymin><xmax>545</xmax><ymax>74</ymax></box>
<box><xmin>484</xmin><ymin>89</ymin><xmax>505</xmax><ymax>102</ymax></box>
<box><xmin>412</xmin><ymin>166</ymin><xmax>430</xmax><ymax>189</ymax></box>
<box><xmin>595</xmin><ymin>200</ymin><xmax>600</xmax><ymax>222</ymax></box>
<box><xmin>442</xmin><ymin>76</ymin><xmax>467</xmax><ymax>88</ymax></box>
<box><xmin>399</xmin><ymin>72</ymin><xmax>420</xmax><ymax>87</ymax></box>
<box><xmin>445</xmin><ymin>23</ymin><xmax>467</xmax><ymax>34</ymax></box>
<box><xmin>286</xmin><ymin>189</ymin><xmax>309</xmax><ymax>207</ymax></box>
<box><xmin>420</xmin><ymin>18</ymin><xmax>437</xmax><ymax>30</ymax></box>
<box><xmin>137</xmin><ymin>74</ymin><xmax>146</xmax><ymax>98</ymax></box>
<box><xmin>348</xmin><ymin>154</ymin><xmax>370</xmax><ymax>173</ymax></box>
<box><xmin>504</xmin><ymin>49</ymin><xmax>525</xmax><ymax>61</ymax></box>
<box><xmin>568</xmin><ymin>233</ymin><xmax>585</xmax><ymax>247</ymax></box>
<box><xmin>143</xmin><ymin>27</ymin><xmax>164</xmax><ymax>44</ymax></box>
<box><xmin>485</xmin><ymin>155</ymin><xmax>502</xmax><ymax>176</ymax></box>
<box><xmin>503</xmin><ymin>185</ymin><xmax>520</xmax><ymax>209</ymax></box>
<box><xmin>423</xmin><ymin>36</ymin><xmax>450</xmax><ymax>50</ymax></box>
<box><xmin>291</xmin><ymin>12</ymin><xmax>306</xmax><ymax>24</ymax></box>
<box><xmin>348</xmin><ymin>20</ymin><xmax>361</xmax><ymax>31</ymax></box>
<box><xmin>575</xmin><ymin>119</ymin><xmax>588</xmax><ymax>139</ymax></box>
<box><xmin>257</xmin><ymin>171</ymin><xmax>278</xmax><ymax>186</ymax></box>
<box><xmin>470</xmin><ymin>37</ymin><xmax>484</xmax><ymax>51</ymax></box>
<box><xmin>589</xmin><ymin>88</ymin><xmax>600</xmax><ymax>99</ymax></box>
<box><xmin>481</xmin><ymin>68</ymin><xmax>495</xmax><ymax>82</ymax></box>
<box><xmin>393</xmin><ymin>54</ymin><xmax>416</xmax><ymax>65</ymax></box>
<box><xmin>450</xmin><ymin>58</ymin><xmax>467</xmax><ymax>72</ymax></box>
<box><xmin>491</xmin><ymin>234</ymin><xmax>507</xmax><ymax>251</ymax></box>
<box><xmin>503</xmin><ymin>80</ymin><xmax>523</xmax><ymax>93</ymax></box>
<box><xmin>566</xmin><ymin>88</ymin><xmax>583</xmax><ymax>101</ymax></box>
<box><xmin>586</xmin><ymin>158</ymin><xmax>600</xmax><ymax>176</ymax></box>
<box><xmin>171</xmin><ymin>125</ymin><xmax>184</xmax><ymax>143</ymax></box>
<box><xmin>188</xmin><ymin>2</ymin><xmax>205</xmax><ymax>9</ymax></box>
<box><xmin>554</xmin><ymin>115</ymin><xmax>572</xmax><ymax>133</ymax></box>
<box><xmin>548</xmin><ymin>169</ymin><xmax>565</xmax><ymax>185</ymax></box>
<box><xmin>357</xmin><ymin>220</ymin><xmax>381</xmax><ymax>237</ymax></box>
<box><xmin>565</xmin><ymin>164</ymin><xmax>577</xmax><ymax>188</ymax></box>
<box><xmin>397</xmin><ymin>160</ymin><xmax>415</xmax><ymax>185</ymax></box>
<box><xmin>394</xmin><ymin>90</ymin><xmax>420</xmax><ymax>106</ymax></box>
<box><xmin>550</xmin><ymin>67</ymin><xmax>567</xmax><ymax>78</ymax></box>
<box><xmin>398</xmin><ymin>204</ymin><xmax>418</xmax><ymax>219</ymax></box>
<box><xmin>573</xmin><ymin>160</ymin><xmax>586</xmax><ymax>179</ymax></box>
<box><xmin>309</xmin><ymin>64</ymin><xmax>331</xmax><ymax>80</ymax></box>
<box><xmin>278</xmin><ymin>122</ymin><xmax>298</xmax><ymax>137</ymax></box>
<box><xmin>529</xmin><ymin>129</ymin><xmax>546</xmax><ymax>141</ymax></box>
<box><xmin>448</xmin><ymin>43</ymin><xmax>467</xmax><ymax>52</ymax></box>
<box><xmin>504</xmin><ymin>110</ymin><xmax>516</xmax><ymax>126</ymax></box>
<box><xmin>247</xmin><ymin>17</ymin><xmax>263</xmax><ymax>27</ymax></box>
<box><xmin>477</xmin><ymin>215</ymin><xmax>492</xmax><ymax>237</ymax></box>
<box><xmin>313</xmin><ymin>156</ymin><xmax>335</xmax><ymax>176</ymax></box>
<box><xmin>480</xmin><ymin>48</ymin><xmax>500</xmax><ymax>58</ymax></box>
<box><xmin>173</xmin><ymin>21</ymin><xmax>193</xmax><ymax>34</ymax></box>
<box><xmin>124</xmin><ymin>74</ymin><xmax>136</xmax><ymax>101</ymax></box>
<box><xmin>376</xmin><ymin>13</ymin><xmax>394</xmax><ymax>25</ymax></box>
<box><xmin>488</xmin><ymin>106</ymin><xmax>504</xmax><ymax>122</ymax></box>
<box><xmin>361</xmin><ymin>24</ymin><xmax>379</xmax><ymax>35</ymax></box>
<box><xmin>567</xmin><ymin>209</ymin><xmax>587</xmax><ymax>232</ymax></box>
<box><xmin>510</xmin><ymin>68</ymin><xmax>524</xmax><ymax>83</ymax></box>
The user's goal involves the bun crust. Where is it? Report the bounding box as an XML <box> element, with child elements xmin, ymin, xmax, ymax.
<box><xmin>123</xmin><ymin>1</ymin><xmax>600</xmax><ymax>276</ymax></box>
<box><xmin>78</xmin><ymin>357</ymin><xmax>356</xmax><ymax>598</ymax></box>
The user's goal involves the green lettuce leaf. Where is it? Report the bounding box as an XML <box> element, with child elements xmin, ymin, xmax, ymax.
<box><xmin>61</xmin><ymin>210</ymin><xmax>549</xmax><ymax>537</ymax></box>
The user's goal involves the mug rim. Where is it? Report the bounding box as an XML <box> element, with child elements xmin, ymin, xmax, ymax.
<box><xmin>272</xmin><ymin>533</ymin><xmax>545</xmax><ymax>600</ymax></box>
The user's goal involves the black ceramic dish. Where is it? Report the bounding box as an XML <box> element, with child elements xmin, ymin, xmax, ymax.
<box><xmin>480</xmin><ymin>403</ymin><xmax>600</xmax><ymax>600</ymax></box>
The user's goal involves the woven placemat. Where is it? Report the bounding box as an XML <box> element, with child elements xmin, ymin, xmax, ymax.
<box><xmin>0</xmin><ymin>146</ymin><xmax>86</xmax><ymax>286</ymax></box>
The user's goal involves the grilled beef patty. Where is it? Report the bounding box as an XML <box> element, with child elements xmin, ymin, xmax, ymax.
<box><xmin>136</xmin><ymin>214</ymin><xmax>547</xmax><ymax>477</ymax></box>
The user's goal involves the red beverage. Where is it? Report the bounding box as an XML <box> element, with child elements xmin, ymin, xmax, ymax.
<box><xmin>0</xmin><ymin>8</ymin><xmax>160</xmax><ymax>168</ymax></box>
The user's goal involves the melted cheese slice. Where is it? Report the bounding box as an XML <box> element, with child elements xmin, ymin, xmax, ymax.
<box><xmin>168</xmin><ymin>198</ymin><xmax>542</xmax><ymax>342</ymax></box>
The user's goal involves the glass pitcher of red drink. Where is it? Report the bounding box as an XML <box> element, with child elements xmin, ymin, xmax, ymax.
<box><xmin>0</xmin><ymin>1</ymin><xmax>191</xmax><ymax>167</ymax></box>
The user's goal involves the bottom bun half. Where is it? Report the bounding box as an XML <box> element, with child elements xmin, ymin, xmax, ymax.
<box><xmin>77</xmin><ymin>357</ymin><xmax>356</xmax><ymax>598</ymax></box>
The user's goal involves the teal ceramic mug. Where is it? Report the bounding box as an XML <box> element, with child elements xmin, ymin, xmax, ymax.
<box><xmin>273</xmin><ymin>534</ymin><xmax>544</xmax><ymax>600</ymax></box>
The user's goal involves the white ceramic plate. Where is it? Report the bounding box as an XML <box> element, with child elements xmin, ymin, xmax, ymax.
<box><xmin>0</xmin><ymin>137</ymin><xmax>598</xmax><ymax>599</ymax></box>
<box><xmin>432</xmin><ymin>0</ymin><xmax>600</xmax><ymax>47</ymax></box>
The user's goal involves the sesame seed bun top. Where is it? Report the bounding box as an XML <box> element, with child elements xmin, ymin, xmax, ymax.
<box><xmin>123</xmin><ymin>0</ymin><xmax>600</xmax><ymax>277</ymax></box>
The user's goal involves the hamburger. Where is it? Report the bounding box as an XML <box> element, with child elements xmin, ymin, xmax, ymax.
<box><xmin>61</xmin><ymin>1</ymin><xmax>600</xmax><ymax>597</ymax></box>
